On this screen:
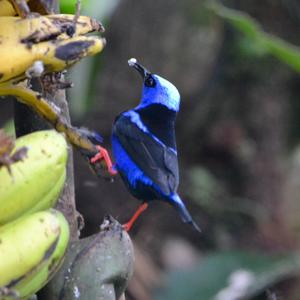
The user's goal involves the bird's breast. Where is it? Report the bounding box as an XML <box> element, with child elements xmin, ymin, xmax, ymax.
<box><xmin>135</xmin><ymin>104</ymin><xmax>177</xmax><ymax>150</ymax></box>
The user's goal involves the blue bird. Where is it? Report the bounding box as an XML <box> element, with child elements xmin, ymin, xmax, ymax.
<box><xmin>110</xmin><ymin>58</ymin><xmax>200</xmax><ymax>232</ymax></box>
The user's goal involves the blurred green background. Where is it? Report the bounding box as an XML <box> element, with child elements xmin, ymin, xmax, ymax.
<box><xmin>2</xmin><ymin>0</ymin><xmax>300</xmax><ymax>299</ymax></box>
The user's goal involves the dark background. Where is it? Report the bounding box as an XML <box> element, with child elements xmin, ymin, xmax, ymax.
<box><xmin>2</xmin><ymin>0</ymin><xmax>300</xmax><ymax>299</ymax></box>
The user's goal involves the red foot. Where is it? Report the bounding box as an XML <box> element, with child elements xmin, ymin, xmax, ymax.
<box><xmin>122</xmin><ymin>202</ymin><xmax>148</xmax><ymax>232</ymax></box>
<box><xmin>90</xmin><ymin>145</ymin><xmax>117</xmax><ymax>176</ymax></box>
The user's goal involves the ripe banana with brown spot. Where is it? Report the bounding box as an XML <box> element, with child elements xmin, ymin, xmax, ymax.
<box><xmin>0</xmin><ymin>130</ymin><xmax>68</xmax><ymax>225</ymax></box>
<box><xmin>0</xmin><ymin>209</ymin><xmax>70</xmax><ymax>300</ymax></box>
<box><xmin>0</xmin><ymin>14</ymin><xmax>105</xmax><ymax>83</ymax></box>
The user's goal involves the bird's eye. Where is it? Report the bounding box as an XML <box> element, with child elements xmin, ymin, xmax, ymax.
<box><xmin>144</xmin><ymin>75</ymin><xmax>156</xmax><ymax>87</ymax></box>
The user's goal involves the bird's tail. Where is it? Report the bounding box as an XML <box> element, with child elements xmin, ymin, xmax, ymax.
<box><xmin>171</xmin><ymin>194</ymin><xmax>201</xmax><ymax>233</ymax></box>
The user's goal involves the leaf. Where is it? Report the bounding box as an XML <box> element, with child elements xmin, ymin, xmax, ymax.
<box><xmin>2</xmin><ymin>119</ymin><xmax>15</xmax><ymax>137</ymax></box>
<box><xmin>155</xmin><ymin>251</ymin><xmax>300</xmax><ymax>300</ymax></box>
<box><xmin>60</xmin><ymin>0</ymin><xmax>89</xmax><ymax>14</ymax></box>
<box><xmin>208</xmin><ymin>1</ymin><xmax>300</xmax><ymax>73</ymax></box>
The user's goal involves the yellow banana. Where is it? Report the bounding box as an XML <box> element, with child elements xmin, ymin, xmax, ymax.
<box><xmin>0</xmin><ymin>209</ymin><xmax>70</xmax><ymax>300</ymax></box>
<box><xmin>5</xmin><ymin>0</ymin><xmax>50</xmax><ymax>18</ymax></box>
<box><xmin>0</xmin><ymin>35</ymin><xmax>104</xmax><ymax>83</ymax></box>
<box><xmin>0</xmin><ymin>14</ymin><xmax>104</xmax><ymax>83</ymax></box>
<box><xmin>0</xmin><ymin>0</ymin><xmax>16</xmax><ymax>16</ymax></box>
<box><xmin>0</xmin><ymin>130</ymin><xmax>67</xmax><ymax>225</ymax></box>
<box><xmin>0</xmin><ymin>14</ymin><xmax>103</xmax><ymax>42</ymax></box>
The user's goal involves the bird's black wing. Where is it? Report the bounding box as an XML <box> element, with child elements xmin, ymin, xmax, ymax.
<box><xmin>113</xmin><ymin>115</ymin><xmax>179</xmax><ymax>195</ymax></box>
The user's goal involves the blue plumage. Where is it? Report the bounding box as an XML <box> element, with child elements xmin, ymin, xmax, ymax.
<box><xmin>112</xmin><ymin>58</ymin><xmax>200</xmax><ymax>232</ymax></box>
<box><xmin>136</xmin><ymin>74</ymin><xmax>180</xmax><ymax>112</ymax></box>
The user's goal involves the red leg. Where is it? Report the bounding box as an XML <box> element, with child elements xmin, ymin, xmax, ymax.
<box><xmin>122</xmin><ymin>202</ymin><xmax>148</xmax><ymax>232</ymax></box>
<box><xmin>90</xmin><ymin>145</ymin><xmax>117</xmax><ymax>176</ymax></box>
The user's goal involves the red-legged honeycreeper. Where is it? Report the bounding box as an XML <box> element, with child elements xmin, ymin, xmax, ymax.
<box><xmin>111</xmin><ymin>58</ymin><xmax>200</xmax><ymax>232</ymax></box>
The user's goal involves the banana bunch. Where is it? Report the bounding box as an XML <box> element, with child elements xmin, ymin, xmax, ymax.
<box><xmin>0</xmin><ymin>209</ymin><xmax>70</xmax><ymax>300</ymax></box>
<box><xmin>0</xmin><ymin>1</ymin><xmax>107</xmax><ymax>298</ymax></box>
<box><xmin>0</xmin><ymin>130</ymin><xmax>70</xmax><ymax>299</ymax></box>
<box><xmin>0</xmin><ymin>2</ymin><xmax>106</xmax><ymax>161</ymax></box>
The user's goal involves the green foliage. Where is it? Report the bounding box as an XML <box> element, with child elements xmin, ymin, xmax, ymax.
<box><xmin>60</xmin><ymin>0</ymin><xmax>89</xmax><ymax>13</ymax></box>
<box><xmin>188</xmin><ymin>167</ymin><xmax>267</xmax><ymax>221</ymax></box>
<box><xmin>155</xmin><ymin>251</ymin><xmax>300</xmax><ymax>300</ymax></box>
<box><xmin>188</xmin><ymin>167</ymin><xmax>225</xmax><ymax>210</ymax></box>
<box><xmin>2</xmin><ymin>119</ymin><xmax>15</xmax><ymax>136</ymax></box>
<box><xmin>208</xmin><ymin>1</ymin><xmax>300</xmax><ymax>73</ymax></box>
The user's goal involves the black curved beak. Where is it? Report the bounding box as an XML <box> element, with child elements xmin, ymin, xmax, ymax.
<box><xmin>128</xmin><ymin>58</ymin><xmax>151</xmax><ymax>79</ymax></box>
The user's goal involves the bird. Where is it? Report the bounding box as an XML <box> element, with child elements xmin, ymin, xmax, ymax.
<box><xmin>108</xmin><ymin>58</ymin><xmax>201</xmax><ymax>232</ymax></box>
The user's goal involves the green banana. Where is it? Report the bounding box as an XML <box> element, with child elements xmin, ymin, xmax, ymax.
<box><xmin>0</xmin><ymin>209</ymin><xmax>70</xmax><ymax>300</ymax></box>
<box><xmin>0</xmin><ymin>130</ymin><xmax>67</xmax><ymax>225</ymax></box>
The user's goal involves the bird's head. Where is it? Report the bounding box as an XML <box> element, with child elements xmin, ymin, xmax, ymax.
<box><xmin>128</xmin><ymin>58</ymin><xmax>180</xmax><ymax>112</ymax></box>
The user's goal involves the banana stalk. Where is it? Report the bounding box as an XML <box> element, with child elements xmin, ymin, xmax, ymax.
<box><xmin>0</xmin><ymin>209</ymin><xmax>70</xmax><ymax>300</ymax></box>
<box><xmin>0</xmin><ymin>130</ymin><xmax>67</xmax><ymax>225</ymax></box>
<box><xmin>0</xmin><ymin>85</ymin><xmax>98</xmax><ymax>155</ymax></box>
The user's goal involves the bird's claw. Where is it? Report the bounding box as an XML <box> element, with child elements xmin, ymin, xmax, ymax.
<box><xmin>90</xmin><ymin>145</ymin><xmax>117</xmax><ymax>176</ymax></box>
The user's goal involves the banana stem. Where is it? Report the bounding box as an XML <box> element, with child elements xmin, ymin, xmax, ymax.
<box><xmin>0</xmin><ymin>83</ymin><xmax>97</xmax><ymax>154</ymax></box>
